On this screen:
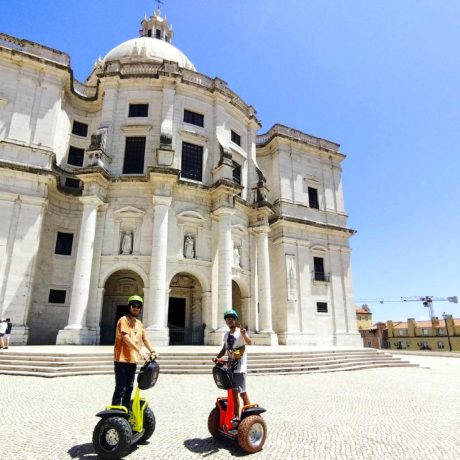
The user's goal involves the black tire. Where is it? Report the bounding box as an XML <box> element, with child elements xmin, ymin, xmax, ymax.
<box><xmin>139</xmin><ymin>406</ymin><xmax>156</xmax><ymax>443</ymax></box>
<box><xmin>92</xmin><ymin>417</ymin><xmax>132</xmax><ymax>459</ymax></box>
<box><xmin>237</xmin><ymin>415</ymin><xmax>267</xmax><ymax>453</ymax></box>
<box><xmin>207</xmin><ymin>406</ymin><xmax>222</xmax><ymax>439</ymax></box>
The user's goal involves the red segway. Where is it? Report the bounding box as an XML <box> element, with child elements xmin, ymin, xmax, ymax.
<box><xmin>208</xmin><ymin>358</ymin><xmax>267</xmax><ymax>453</ymax></box>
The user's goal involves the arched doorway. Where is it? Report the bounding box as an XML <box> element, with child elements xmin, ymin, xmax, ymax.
<box><xmin>168</xmin><ymin>272</ymin><xmax>204</xmax><ymax>345</ymax></box>
<box><xmin>232</xmin><ymin>280</ymin><xmax>243</xmax><ymax>323</ymax></box>
<box><xmin>232</xmin><ymin>279</ymin><xmax>251</xmax><ymax>329</ymax></box>
<box><xmin>100</xmin><ymin>270</ymin><xmax>144</xmax><ymax>345</ymax></box>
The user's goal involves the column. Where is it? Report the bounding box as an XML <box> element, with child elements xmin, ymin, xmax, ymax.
<box><xmin>255</xmin><ymin>226</ymin><xmax>274</xmax><ymax>333</ymax></box>
<box><xmin>0</xmin><ymin>194</ymin><xmax>47</xmax><ymax>345</ymax></box>
<box><xmin>249</xmin><ymin>230</ymin><xmax>259</xmax><ymax>331</ymax></box>
<box><xmin>145</xmin><ymin>195</ymin><xmax>171</xmax><ymax>345</ymax></box>
<box><xmin>216</xmin><ymin>209</ymin><xmax>233</xmax><ymax>330</ymax></box>
<box><xmin>57</xmin><ymin>196</ymin><xmax>103</xmax><ymax>344</ymax></box>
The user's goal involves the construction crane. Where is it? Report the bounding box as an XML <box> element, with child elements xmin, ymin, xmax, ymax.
<box><xmin>355</xmin><ymin>296</ymin><xmax>458</xmax><ymax>320</ymax></box>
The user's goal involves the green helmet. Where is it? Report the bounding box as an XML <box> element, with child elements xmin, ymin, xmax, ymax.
<box><xmin>128</xmin><ymin>295</ymin><xmax>143</xmax><ymax>306</ymax></box>
<box><xmin>224</xmin><ymin>309</ymin><xmax>238</xmax><ymax>320</ymax></box>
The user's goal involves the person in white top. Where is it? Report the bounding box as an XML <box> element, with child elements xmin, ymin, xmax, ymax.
<box><xmin>216</xmin><ymin>309</ymin><xmax>252</xmax><ymax>424</ymax></box>
<box><xmin>0</xmin><ymin>319</ymin><xmax>7</xmax><ymax>349</ymax></box>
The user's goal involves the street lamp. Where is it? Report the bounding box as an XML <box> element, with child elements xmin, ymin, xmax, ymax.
<box><xmin>442</xmin><ymin>312</ymin><xmax>453</xmax><ymax>352</ymax></box>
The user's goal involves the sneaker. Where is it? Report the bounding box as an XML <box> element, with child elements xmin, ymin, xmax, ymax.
<box><xmin>231</xmin><ymin>417</ymin><xmax>240</xmax><ymax>428</ymax></box>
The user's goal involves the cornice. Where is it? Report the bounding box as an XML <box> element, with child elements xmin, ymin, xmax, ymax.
<box><xmin>270</xmin><ymin>215</ymin><xmax>356</xmax><ymax>236</ymax></box>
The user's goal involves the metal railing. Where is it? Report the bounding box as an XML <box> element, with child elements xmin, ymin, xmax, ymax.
<box><xmin>312</xmin><ymin>271</ymin><xmax>330</xmax><ymax>282</ymax></box>
<box><xmin>168</xmin><ymin>325</ymin><xmax>205</xmax><ymax>345</ymax></box>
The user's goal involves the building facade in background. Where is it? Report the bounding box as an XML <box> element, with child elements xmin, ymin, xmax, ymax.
<box><xmin>387</xmin><ymin>315</ymin><xmax>460</xmax><ymax>352</ymax></box>
<box><xmin>0</xmin><ymin>10</ymin><xmax>360</xmax><ymax>346</ymax></box>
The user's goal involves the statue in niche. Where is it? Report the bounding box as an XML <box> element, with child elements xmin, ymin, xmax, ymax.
<box><xmin>287</xmin><ymin>256</ymin><xmax>297</xmax><ymax>291</ymax></box>
<box><xmin>121</xmin><ymin>231</ymin><xmax>133</xmax><ymax>255</ymax></box>
<box><xmin>89</xmin><ymin>127</ymin><xmax>108</xmax><ymax>153</ymax></box>
<box><xmin>184</xmin><ymin>234</ymin><xmax>195</xmax><ymax>259</ymax></box>
<box><xmin>233</xmin><ymin>244</ymin><xmax>241</xmax><ymax>267</ymax></box>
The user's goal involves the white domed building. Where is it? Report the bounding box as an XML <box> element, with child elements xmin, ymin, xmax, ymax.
<box><xmin>0</xmin><ymin>10</ymin><xmax>361</xmax><ymax>347</ymax></box>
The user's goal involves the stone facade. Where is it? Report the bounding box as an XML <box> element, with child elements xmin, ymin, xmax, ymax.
<box><xmin>0</xmin><ymin>11</ymin><xmax>361</xmax><ymax>347</ymax></box>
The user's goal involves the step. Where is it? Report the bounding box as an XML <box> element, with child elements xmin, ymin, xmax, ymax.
<box><xmin>0</xmin><ymin>354</ymin><xmax>400</xmax><ymax>369</ymax></box>
<box><xmin>0</xmin><ymin>348</ymin><xmax>417</xmax><ymax>378</ymax></box>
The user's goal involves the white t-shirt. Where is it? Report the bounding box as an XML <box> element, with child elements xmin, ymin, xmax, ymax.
<box><xmin>0</xmin><ymin>322</ymin><xmax>7</xmax><ymax>334</ymax></box>
<box><xmin>223</xmin><ymin>328</ymin><xmax>247</xmax><ymax>373</ymax></box>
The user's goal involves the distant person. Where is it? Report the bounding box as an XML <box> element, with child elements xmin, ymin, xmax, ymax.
<box><xmin>4</xmin><ymin>318</ymin><xmax>12</xmax><ymax>349</ymax></box>
<box><xmin>0</xmin><ymin>319</ymin><xmax>7</xmax><ymax>349</ymax></box>
<box><xmin>112</xmin><ymin>295</ymin><xmax>156</xmax><ymax>410</ymax></box>
<box><xmin>216</xmin><ymin>309</ymin><xmax>252</xmax><ymax>426</ymax></box>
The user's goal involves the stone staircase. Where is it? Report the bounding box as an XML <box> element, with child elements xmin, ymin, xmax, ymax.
<box><xmin>0</xmin><ymin>348</ymin><xmax>417</xmax><ymax>378</ymax></box>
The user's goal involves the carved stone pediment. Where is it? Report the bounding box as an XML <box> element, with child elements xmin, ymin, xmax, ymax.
<box><xmin>232</xmin><ymin>224</ymin><xmax>247</xmax><ymax>236</ymax></box>
<box><xmin>176</xmin><ymin>210</ymin><xmax>206</xmax><ymax>225</ymax></box>
<box><xmin>113</xmin><ymin>206</ymin><xmax>145</xmax><ymax>221</ymax></box>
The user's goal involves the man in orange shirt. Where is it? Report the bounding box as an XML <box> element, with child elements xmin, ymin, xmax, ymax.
<box><xmin>112</xmin><ymin>295</ymin><xmax>156</xmax><ymax>410</ymax></box>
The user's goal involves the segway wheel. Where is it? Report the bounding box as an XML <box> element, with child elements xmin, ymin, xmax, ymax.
<box><xmin>237</xmin><ymin>415</ymin><xmax>267</xmax><ymax>453</ymax></box>
<box><xmin>139</xmin><ymin>407</ymin><xmax>156</xmax><ymax>443</ymax></box>
<box><xmin>92</xmin><ymin>416</ymin><xmax>132</xmax><ymax>459</ymax></box>
<box><xmin>207</xmin><ymin>407</ymin><xmax>222</xmax><ymax>439</ymax></box>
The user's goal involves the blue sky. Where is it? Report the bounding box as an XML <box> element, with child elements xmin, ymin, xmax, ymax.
<box><xmin>2</xmin><ymin>1</ymin><xmax>459</xmax><ymax>322</ymax></box>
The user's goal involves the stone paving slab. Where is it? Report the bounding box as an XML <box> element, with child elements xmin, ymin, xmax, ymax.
<box><xmin>0</xmin><ymin>355</ymin><xmax>458</xmax><ymax>460</ymax></box>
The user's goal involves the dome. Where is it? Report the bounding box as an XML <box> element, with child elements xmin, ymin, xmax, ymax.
<box><xmin>103</xmin><ymin>37</ymin><xmax>196</xmax><ymax>71</ymax></box>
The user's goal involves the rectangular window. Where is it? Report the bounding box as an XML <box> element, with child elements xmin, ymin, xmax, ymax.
<box><xmin>308</xmin><ymin>187</ymin><xmax>319</xmax><ymax>209</ymax></box>
<box><xmin>156</xmin><ymin>29</ymin><xmax>161</xmax><ymax>39</ymax></box>
<box><xmin>437</xmin><ymin>341</ymin><xmax>445</xmax><ymax>349</ymax></box>
<box><xmin>181</xmin><ymin>142</ymin><xmax>203</xmax><ymax>181</ymax></box>
<box><xmin>67</xmin><ymin>146</ymin><xmax>85</xmax><ymax>166</ymax></box>
<box><xmin>55</xmin><ymin>232</ymin><xmax>74</xmax><ymax>256</ymax></box>
<box><xmin>48</xmin><ymin>289</ymin><xmax>66</xmax><ymax>304</ymax></box>
<box><xmin>313</xmin><ymin>257</ymin><xmax>326</xmax><ymax>281</ymax></box>
<box><xmin>128</xmin><ymin>103</ymin><xmax>149</xmax><ymax>117</ymax></box>
<box><xmin>233</xmin><ymin>162</ymin><xmax>241</xmax><ymax>185</ymax></box>
<box><xmin>438</xmin><ymin>328</ymin><xmax>446</xmax><ymax>336</ymax></box>
<box><xmin>183</xmin><ymin>109</ymin><xmax>204</xmax><ymax>127</ymax></box>
<box><xmin>64</xmin><ymin>178</ymin><xmax>81</xmax><ymax>189</ymax></box>
<box><xmin>422</xmin><ymin>328</ymin><xmax>430</xmax><ymax>336</ymax></box>
<box><xmin>398</xmin><ymin>329</ymin><xmax>408</xmax><ymax>336</ymax></box>
<box><xmin>231</xmin><ymin>130</ymin><xmax>241</xmax><ymax>146</ymax></box>
<box><xmin>123</xmin><ymin>137</ymin><xmax>146</xmax><ymax>174</ymax></box>
<box><xmin>316</xmin><ymin>302</ymin><xmax>328</xmax><ymax>313</ymax></box>
<box><xmin>420</xmin><ymin>341</ymin><xmax>429</xmax><ymax>350</ymax></box>
<box><xmin>72</xmin><ymin>121</ymin><xmax>88</xmax><ymax>137</ymax></box>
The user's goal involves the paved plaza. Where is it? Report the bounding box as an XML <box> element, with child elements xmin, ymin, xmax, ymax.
<box><xmin>0</xmin><ymin>354</ymin><xmax>459</xmax><ymax>460</ymax></box>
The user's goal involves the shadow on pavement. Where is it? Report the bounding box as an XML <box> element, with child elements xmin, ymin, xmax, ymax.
<box><xmin>184</xmin><ymin>437</ymin><xmax>249</xmax><ymax>457</ymax></box>
<box><xmin>68</xmin><ymin>443</ymin><xmax>98</xmax><ymax>459</ymax></box>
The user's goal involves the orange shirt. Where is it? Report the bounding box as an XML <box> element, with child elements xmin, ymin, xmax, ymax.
<box><xmin>114</xmin><ymin>315</ymin><xmax>145</xmax><ymax>363</ymax></box>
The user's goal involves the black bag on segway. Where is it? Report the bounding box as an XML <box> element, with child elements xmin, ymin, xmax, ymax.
<box><xmin>212</xmin><ymin>365</ymin><xmax>233</xmax><ymax>390</ymax></box>
<box><xmin>137</xmin><ymin>360</ymin><xmax>160</xmax><ymax>390</ymax></box>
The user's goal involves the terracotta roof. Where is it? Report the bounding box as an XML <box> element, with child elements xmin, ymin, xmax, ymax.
<box><xmin>356</xmin><ymin>308</ymin><xmax>371</xmax><ymax>315</ymax></box>
<box><xmin>390</xmin><ymin>319</ymin><xmax>460</xmax><ymax>328</ymax></box>
<box><xmin>392</xmin><ymin>322</ymin><xmax>408</xmax><ymax>329</ymax></box>
<box><xmin>414</xmin><ymin>321</ymin><xmax>434</xmax><ymax>328</ymax></box>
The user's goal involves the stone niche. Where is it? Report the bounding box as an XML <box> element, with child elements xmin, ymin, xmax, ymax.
<box><xmin>232</xmin><ymin>224</ymin><xmax>247</xmax><ymax>269</ymax></box>
<box><xmin>112</xmin><ymin>206</ymin><xmax>145</xmax><ymax>255</ymax></box>
<box><xmin>176</xmin><ymin>210</ymin><xmax>206</xmax><ymax>259</ymax></box>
